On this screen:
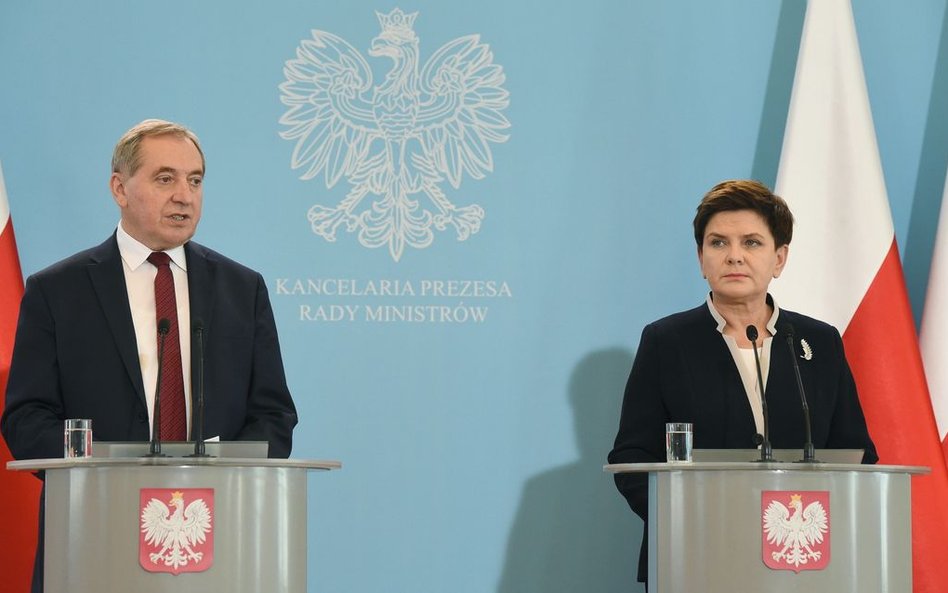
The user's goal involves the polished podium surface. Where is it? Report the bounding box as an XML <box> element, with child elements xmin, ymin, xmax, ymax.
<box><xmin>605</xmin><ymin>462</ymin><xmax>928</xmax><ymax>593</ymax></box>
<box><xmin>8</xmin><ymin>456</ymin><xmax>341</xmax><ymax>593</ymax></box>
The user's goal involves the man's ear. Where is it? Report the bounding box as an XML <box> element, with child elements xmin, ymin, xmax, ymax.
<box><xmin>110</xmin><ymin>172</ymin><xmax>127</xmax><ymax>208</ymax></box>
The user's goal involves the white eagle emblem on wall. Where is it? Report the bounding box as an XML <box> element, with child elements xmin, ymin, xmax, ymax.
<box><xmin>279</xmin><ymin>8</ymin><xmax>511</xmax><ymax>261</ymax></box>
<box><xmin>762</xmin><ymin>493</ymin><xmax>829</xmax><ymax>569</ymax></box>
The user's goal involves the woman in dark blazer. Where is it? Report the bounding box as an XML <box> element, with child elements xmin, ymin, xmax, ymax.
<box><xmin>608</xmin><ymin>179</ymin><xmax>877</xmax><ymax>586</ymax></box>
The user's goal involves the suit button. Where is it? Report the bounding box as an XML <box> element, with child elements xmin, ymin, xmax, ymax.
<box><xmin>138</xmin><ymin>412</ymin><xmax>147</xmax><ymax>423</ymax></box>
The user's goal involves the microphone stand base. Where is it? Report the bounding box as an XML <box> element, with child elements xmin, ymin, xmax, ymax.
<box><xmin>795</xmin><ymin>444</ymin><xmax>820</xmax><ymax>464</ymax></box>
<box><xmin>756</xmin><ymin>442</ymin><xmax>776</xmax><ymax>463</ymax></box>
<box><xmin>144</xmin><ymin>440</ymin><xmax>167</xmax><ymax>457</ymax></box>
<box><xmin>187</xmin><ymin>441</ymin><xmax>214</xmax><ymax>458</ymax></box>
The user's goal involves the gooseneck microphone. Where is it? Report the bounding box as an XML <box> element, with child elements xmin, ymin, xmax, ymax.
<box><xmin>746</xmin><ymin>325</ymin><xmax>774</xmax><ymax>462</ymax></box>
<box><xmin>781</xmin><ymin>322</ymin><xmax>818</xmax><ymax>463</ymax></box>
<box><xmin>147</xmin><ymin>318</ymin><xmax>172</xmax><ymax>457</ymax></box>
<box><xmin>189</xmin><ymin>318</ymin><xmax>211</xmax><ymax>458</ymax></box>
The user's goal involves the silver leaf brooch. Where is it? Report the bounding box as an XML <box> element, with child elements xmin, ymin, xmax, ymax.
<box><xmin>799</xmin><ymin>338</ymin><xmax>813</xmax><ymax>361</ymax></box>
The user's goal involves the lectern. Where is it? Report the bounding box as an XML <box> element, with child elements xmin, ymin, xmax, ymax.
<box><xmin>604</xmin><ymin>462</ymin><xmax>927</xmax><ymax>592</ymax></box>
<box><xmin>8</xmin><ymin>455</ymin><xmax>341</xmax><ymax>593</ymax></box>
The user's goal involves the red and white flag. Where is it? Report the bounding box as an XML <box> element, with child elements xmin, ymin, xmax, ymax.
<box><xmin>772</xmin><ymin>0</ymin><xmax>948</xmax><ymax>591</ymax></box>
<box><xmin>0</xmin><ymin>161</ymin><xmax>40</xmax><ymax>593</ymax></box>
<box><xmin>920</xmin><ymin>174</ymin><xmax>948</xmax><ymax>460</ymax></box>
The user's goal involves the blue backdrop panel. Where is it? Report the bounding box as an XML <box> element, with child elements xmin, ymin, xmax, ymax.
<box><xmin>2</xmin><ymin>2</ymin><xmax>946</xmax><ymax>592</ymax></box>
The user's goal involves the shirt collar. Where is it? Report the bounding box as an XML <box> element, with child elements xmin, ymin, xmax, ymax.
<box><xmin>705</xmin><ymin>293</ymin><xmax>780</xmax><ymax>336</ymax></box>
<box><xmin>116</xmin><ymin>222</ymin><xmax>188</xmax><ymax>272</ymax></box>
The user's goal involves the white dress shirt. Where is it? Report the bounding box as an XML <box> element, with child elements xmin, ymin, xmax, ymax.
<box><xmin>116</xmin><ymin>222</ymin><xmax>192</xmax><ymax>437</ymax></box>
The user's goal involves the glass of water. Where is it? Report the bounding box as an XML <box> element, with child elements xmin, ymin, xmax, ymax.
<box><xmin>665</xmin><ymin>422</ymin><xmax>693</xmax><ymax>463</ymax></box>
<box><xmin>64</xmin><ymin>418</ymin><xmax>93</xmax><ymax>458</ymax></box>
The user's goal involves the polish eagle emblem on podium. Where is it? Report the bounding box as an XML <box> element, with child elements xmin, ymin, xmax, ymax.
<box><xmin>762</xmin><ymin>491</ymin><xmax>830</xmax><ymax>571</ymax></box>
<box><xmin>278</xmin><ymin>8</ymin><xmax>511</xmax><ymax>261</ymax></box>
<box><xmin>139</xmin><ymin>488</ymin><xmax>214</xmax><ymax>574</ymax></box>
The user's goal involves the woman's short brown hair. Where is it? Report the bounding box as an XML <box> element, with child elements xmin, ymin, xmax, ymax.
<box><xmin>693</xmin><ymin>179</ymin><xmax>794</xmax><ymax>248</ymax></box>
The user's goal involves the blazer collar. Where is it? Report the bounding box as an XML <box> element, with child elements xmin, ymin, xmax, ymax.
<box><xmin>86</xmin><ymin>233</ymin><xmax>146</xmax><ymax>403</ymax></box>
<box><xmin>705</xmin><ymin>292</ymin><xmax>781</xmax><ymax>336</ymax></box>
<box><xmin>184</xmin><ymin>241</ymin><xmax>216</xmax><ymax>335</ymax></box>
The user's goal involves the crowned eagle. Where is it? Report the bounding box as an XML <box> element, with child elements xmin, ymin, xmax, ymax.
<box><xmin>763</xmin><ymin>493</ymin><xmax>828</xmax><ymax>568</ymax></box>
<box><xmin>279</xmin><ymin>8</ymin><xmax>511</xmax><ymax>261</ymax></box>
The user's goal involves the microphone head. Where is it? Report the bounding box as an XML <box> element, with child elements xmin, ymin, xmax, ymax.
<box><xmin>157</xmin><ymin>318</ymin><xmax>171</xmax><ymax>335</ymax></box>
<box><xmin>745</xmin><ymin>324</ymin><xmax>759</xmax><ymax>342</ymax></box>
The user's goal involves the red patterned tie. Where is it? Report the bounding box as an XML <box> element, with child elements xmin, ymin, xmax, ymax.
<box><xmin>147</xmin><ymin>251</ymin><xmax>187</xmax><ymax>441</ymax></box>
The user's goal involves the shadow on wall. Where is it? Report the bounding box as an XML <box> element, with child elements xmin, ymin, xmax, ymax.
<box><xmin>496</xmin><ymin>347</ymin><xmax>643</xmax><ymax>593</ymax></box>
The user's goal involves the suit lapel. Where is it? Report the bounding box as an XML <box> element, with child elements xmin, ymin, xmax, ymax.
<box><xmin>768</xmin><ymin>333</ymin><xmax>794</xmax><ymax>403</ymax></box>
<box><xmin>185</xmin><ymin>242</ymin><xmax>216</xmax><ymax>367</ymax></box>
<box><xmin>86</xmin><ymin>235</ymin><xmax>146</xmax><ymax>404</ymax></box>
<box><xmin>766</xmin><ymin>319</ymin><xmax>806</xmax><ymax>445</ymax></box>
<box><xmin>687</xmin><ymin>306</ymin><xmax>762</xmax><ymax>447</ymax></box>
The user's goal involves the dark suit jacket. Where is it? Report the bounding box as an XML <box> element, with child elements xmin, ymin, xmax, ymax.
<box><xmin>1</xmin><ymin>234</ymin><xmax>298</xmax><ymax>460</ymax></box>
<box><xmin>607</xmin><ymin>302</ymin><xmax>877</xmax><ymax>582</ymax></box>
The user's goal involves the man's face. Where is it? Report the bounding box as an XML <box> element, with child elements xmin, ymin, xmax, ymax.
<box><xmin>110</xmin><ymin>134</ymin><xmax>203</xmax><ymax>251</ymax></box>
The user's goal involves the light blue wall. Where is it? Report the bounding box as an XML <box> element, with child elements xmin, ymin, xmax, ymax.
<box><xmin>2</xmin><ymin>2</ymin><xmax>946</xmax><ymax>592</ymax></box>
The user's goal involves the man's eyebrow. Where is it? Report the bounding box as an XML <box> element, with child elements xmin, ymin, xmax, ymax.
<box><xmin>151</xmin><ymin>166</ymin><xmax>203</xmax><ymax>176</ymax></box>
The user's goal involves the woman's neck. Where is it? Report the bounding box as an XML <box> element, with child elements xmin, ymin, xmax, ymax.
<box><xmin>713</xmin><ymin>296</ymin><xmax>772</xmax><ymax>347</ymax></box>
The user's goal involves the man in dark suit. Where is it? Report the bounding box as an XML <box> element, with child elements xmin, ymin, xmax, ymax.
<box><xmin>1</xmin><ymin>119</ymin><xmax>298</xmax><ymax>592</ymax></box>
<box><xmin>607</xmin><ymin>180</ymin><xmax>876</xmax><ymax>588</ymax></box>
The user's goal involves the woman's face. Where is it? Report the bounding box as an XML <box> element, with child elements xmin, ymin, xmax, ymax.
<box><xmin>697</xmin><ymin>209</ymin><xmax>788</xmax><ymax>306</ymax></box>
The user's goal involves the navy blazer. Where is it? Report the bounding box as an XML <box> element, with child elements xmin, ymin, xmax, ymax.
<box><xmin>1</xmin><ymin>234</ymin><xmax>298</xmax><ymax>460</ymax></box>
<box><xmin>607</xmin><ymin>302</ymin><xmax>877</xmax><ymax>582</ymax></box>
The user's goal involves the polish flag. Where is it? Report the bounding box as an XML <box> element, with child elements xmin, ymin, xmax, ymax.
<box><xmin>772</xmin><ymin>0</ymin><xmax>948</xmax><ymax>590</ymax></box>
<box><xmin>920</xmin><ymin>174</ymin><xmax>948</xmax><ymax>460</ymax></box>
<box><xmin>0</xmin><ymin>162</ymin><xmax>40</xmax><ymax>593</ymax></box>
